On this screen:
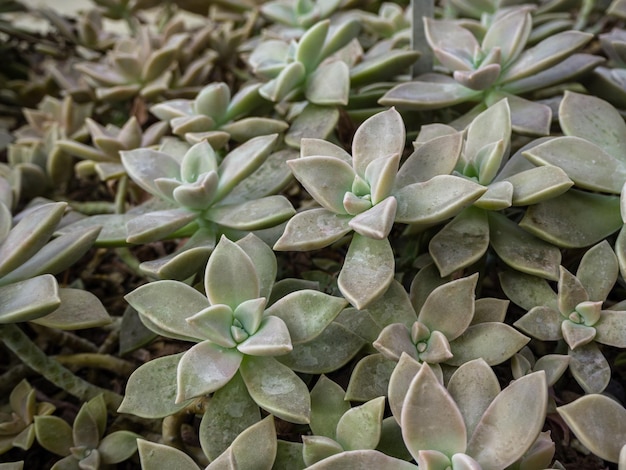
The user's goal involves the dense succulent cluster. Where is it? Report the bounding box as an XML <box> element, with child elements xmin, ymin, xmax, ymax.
<box><xmin>2</xmin><ymin>0</ymin><xmax>626</xmax><ymax>469</ymax></box>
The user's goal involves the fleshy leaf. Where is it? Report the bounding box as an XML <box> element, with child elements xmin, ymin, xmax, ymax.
<box><xmin>302</xmin><ymin>436</ymin><xmax>344</xmax><ymax>467</ymax></box>
<box><xmin>305</xmin><ymin>449</ymin><xmax>417</xmax><ymax>469</ymax></box>
<box><xmin>34</xmin><ymin>416</ymin><xmax>73</xmax><ymax>457</ymax></box>
<box><xmin>388</xmin><ymin>353</ymin><xmax>423</xmax><ymax>425</ymax></box>
<box><xmin>576</xmin><ymin>240</ymin><xmax>618</xmax><ymax>302</ymax></box>
<box><xmin>520</xmin><ymin>190</ymin><xmax>622</xmax><ymax>249</ymax></box>
<box><xmin>118</xmin><ymin>353</ymin><xmax>188</xmax><ymax>419</ymax></box>
<box><xmin>349</xmin><ymin>196</ymin><xmax>397</xmax><ymax>240</ymax></box>
<box><xmin>206</xmin><ymin>196</ymin><xmax>295</xmax><ymax>231</ymax></box>
<box><xmin>352</xmin><ymin>107</ymin><xmax>405</xmax><ymax>178</ymax></box>
<box><xmin>557</xmin><ymin>267</ymin><xmax>589</xmax><ymax>316</ymax></box>
<box><xmin>73</xmin><ymin>395</ymin><xmax>106</xmax><ymax>450</ymax></box>
<box><xmin>137</xmin><ymin>440</ymin><xmax>200</xmax><ymax>470</ymax></box>
<box><xmin>0</xmin><ymin>202</ymin><xmax>66</xmax><ymax>278</ymax></box>
<box><xmin>489</xmin><ymin>211</ymin><xmax>561</xmax><ymax>280</ymax></box>
<box><xmin>417</xmin><ymin>273</ymin><xmax>477</xmax><ymax>341</ymax></box>
<box><xmin>559</xmin><ymin>91</ymin><xmax>626</xmax><ymax>162</ymax></box>
<box><xmin>31</xmin><ymin>288</ymin><xmax>111</xmax><ymax>330</ymax></box>
<box><xmin>98</xmin><ymin>431</ymin><xmax>139</xmax><ymax>464</ymax></box>
<box><xmin>0</xmin><ymin>275</ymin><xmax>60</xmax><ymax>324</ymax></box>
<box><xmin>467</xmin><ymin>372</ymin><xmax>547</xmax><ymax>470</ymax></box>
<box><xmin>274</xmin><ymin>209</ymin><xmax>352</xmax><ymax>251</ymax></box>
<box><xmin>447</xmin><ymin>323</ymin><xmax>529</xmax><ymax>366</ymax></box>
<box><xmin>336</xmin><ymin>396</ymin><xmax>385</xmax><ymax>451</ymax></box>
<box><xmin>447</xmin><ymin>359</ymin><xmax>500</xmax><ymax>438</ymax></box>
<box><xmin>265</xmin><ymin>290</ymin><xmax>347</xmax><ymax>344</ymax></box>
<box><xmin>287</xmin><ymin>156</ymin><xmax>355</xmax><ymax>214</ymax></box>
<box><xmin>310</xmin><ymin>376</ymin><xmax>351</xmax><ymax>439</ymax></box>
<box><xmin>345</xmin><ymin>354</ymin><xmax>396</xmax><ymax>402</ymax></box>
<box><xmin>199</xmin><ymin>373</ymin><xmax>260</xmax><ymax>461</ymax></box>
<box><xmin>236</xmin><ymin>316</ymin><xmax>292</xmax><ymax>356</ymax></box>
<box><xmin>401</xmin><ymin>364</ymin><xmax>467</xmax><ymax>459</ymax></box>
<box><xmin>125</xmin><ymin>281</ymin><xmax>209</xmax><ymax>341</ymax></box>
<box><xmin>239</xmin><ymin>355</ymin><xmax>310</xmax><ymax>424</ymax></box>
<box><xmin>499</xmin><ymin>270</ymin><xmax>558</xmax><ymax>311</ymax></box>
<box><xmin>429</xmin><ymin>207</ymin><xmax>489</xmax><ymax>277</ymax></box>
<box><xmin>557</xmin><ymin>394</ymin><xmax>626</xmax><ymax>463</ymax></box>
<box><xmin>514</xmin><ymin>306</ymin><xmax>563</xmax><ymax>341</ymax></box>
<box><xmin>394</xmin><ymin>175</ymin><xmax>486</xmax><ymax>225</ymax></box>
<box><xmin>228</xmin><ymin>416</ymin><xmax>277</xmax><ymax>470</ymax></box>
<box><xmin>205</xmin><ymin>236</ymin><xmax>260</xmax><ymax>309</ymax></box>
<box><xmin>337</xmin><ymin>233</ymin><xmax>394</xmax><ymax>309</ymax></box>
<box><xmin>176</xmin><ymin>342</ymin><xmax>242</xmax><ymax>402</ymax></box>
<box><xmin>306</xmin><ymin>60</ymin><xmax>350</xmax><ymax>105</ymax></box>
<box><xmin>568</xmin><ymin>342</ymin><xmax>610</xmax><ymax>393</ymax></box>
<box><xmin>187</xmin><ymin>304</ymin><xmax>236</xmax><ymax>348</ymax></box>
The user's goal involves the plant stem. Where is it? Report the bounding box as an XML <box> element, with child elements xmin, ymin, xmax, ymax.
<box><xmin>54</xmin><ymin>353</ymin><xmax>136</xmax><ymax>376</ymax></box>
<box><xmin>0</xmin><ymin>323</ymin><xmax>123</xmax><ymax>411</ymax></box>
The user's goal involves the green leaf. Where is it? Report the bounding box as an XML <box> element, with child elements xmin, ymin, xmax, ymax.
<box><xmin>278</xmin><ymin>322</ymin><xmax>366</xmax><ymax>374</ymax></box>
<box><xmin>34</xmin><ymin>416</ymin><xmax>73</xmax><ymax>457</ymax></box>
<box><xmin>503</xmin><ymin>165</ymin><xmax>573</xmax><ymax>206</ymax></box>
<box><xmin>379</xmin><ymin>75</ymin><xmax>481</xmax><ymax>111</ymax></box>
<box><xmin>467</xmin><ymin>372</ymin><xmax>547</xmax><ymax>470</ymax></box>
<box><xmin>366</xmin><ymin>279</ymin><xmax>417</xmax><ymax>329</ymax></box>
<box><xmin>352</xmin><ymin>107</ymin><xmax>405</xmax><ymax>178</ymax></box>
<box><xmin>137</xmin><ymin>439</ymin><xmax>200</xmax><ymax>470</ymax></box>
<box><xmin>305</xmin><ymin>449</ymin><xmax>417</xmax><ymax>469</ymax></box>
<box><xmin>429</xmin><ymin>207</ymin><xmax>489</xmax><ymax>277</ymax></box>
<box><xmin>98</xmin><ymin>431</ymin><xmax>139</xmax><ymax>464</ymax></box>
<box><xmin>373</xmin><ymin>323</ymin><xmax>416</xmax><ymax>361</ymax></box>
<box><xmin>447</xmin><ymin>359</ymin><xmax>500</xmax><ymax>438</ymax></box>
<box><xmin>288</xmin><ymin>156</ymin><xmax>355</xmax><ymax>214</ymax></box>
<box><xmin>489</xmin><ymin>211</ymin><xmax>561</xmax><ymax>280</ymax></box>
<box><xmin>576</xmin><ymin>240</ymin><xmax>618</xmax><ymax>302</ymax></box>
<box><xmin>237</xmin><ymin>316</ymin><xmax>292</xmax><ymax>356</ymax></box>
<box><xmin>296</xmin><ymin>20</ymin><xmax>329</xmax><ymax>70</ymax></box>
<box><xmin>568</xmin><ymin>342</ymin><xmax>610</xmax><ymax>393</ymax></box>
<box><xmin>265</xmin><ymin>290</ymin><xmax>347</xmax><ymax>344</ymax></box>
<box><xmin>125</xmin><ymin>281</ymin><xmax>208</xmax><ymax>341</ymax></box>
<box><xmin>559</xmin><ymin>91</ymin><xmax>626</xmax><ymax>162</ymax></box>
<box><xmin>557</xmin><ymin>394</ymin><xmax>626</xmax><ymax>463</ymax></box>
<box><xmin>557</xmin><ymin>266</ymin><xmax>589</xmax><ymax>316</ymax></box>
<box><xmin>229</xmin><ymin>416</ymin><xmax>277</xmax><ymax>470</ymax></box>
<box><xmin>193</xmin><ymin>83</ymin><xmax>230</xmax><ymax>121</ymax></box>
<box><xmin>306</xmin><ymin>60</ymin><xmax>350</xmax><ymax>106</ymax></box>
<box><xmin>594</xmin><ymin>311</ymin><xmax>626</xmax><ymax>347</ymax></box>
<box><xmin>338</xmin><ymin>233</ymin><xmax>394</xmax><ymax>309</ymax></box>
<box><xmin>118</xmin><ymin>353</ymin><xmax>188</xmax><ymax>419</ymax></box>
<box><xmin>514</xmin><ymin>306</ymin><xmax>563</xmax><ymax>341</ymax></box>
<box><xmin>121</xmin><ymin>149</ymin><xmax>181</xmax><ymax>197</ymax></box>
<box><xmin>126</xmin><ymin>209</ymin><xmax>196</xmax><ymax>244</ymax></box>
<box><xmin>523</xmin><ymin>137</ymin><xmax>626</xmax><ymax>194</ymax></box>
<box><xmin>239</xmin><ymin>356</ymin><xmax>310</xmax><ymax>424</ymax></box>
<box><xmin>259</xmin><ymin>62</ymin><xmax>306</xmax><ymax>102</ymax></box>
<box><xmin>448</xmin><ymin>323</ymin><xmax>529</xmax><ymax>366</ymax></box>
<box><xmin>31</xmin><ymin>288</ymin><xmax>110</xmax><ymax>330</ymax></box>
<box><xmin>285</xmin><ymin>104</ymin><xmax>339</xmax><ymax>148</ymax></box>
<box><xmin>395</xmin><ymin>132</ymin><xmax>463</xmax><ymax>188</ymax></box>
<box><xmin>394</xmin><ymin>175</ymin><xmax>486</xmax><ymax>225</ymax></box>
<box><xmin>402</xmin><ymin>364</ymin><xmax>467</xmax><ymax>458</ymax></box>
<box><xmin>319</xmin><ymin>19</ymin><xmax>360</xmax><ymax>60</ymax></box>
<box><xmin>273</xmin><ymin>209</ymin><xmax>352</xmax><ymax>251</ymax></box>
<box><xmin>349</xmin><ymin>197</ymin><xmax>397</xmax><ymax>240</ymax></box>
<box><xmin>176</xmin><ymin>341</ymin><xmax>242</xmax><ymax>402</ymax></box>
<box><xmin>0</xmin><ymin>202</ymin><xmax>66</xmax><ymax>278</ymax></box>
<box><xmin>500</xmin><ymin>31</ymin><xmax>592</xmax><ymax>84</ymax></box>
<box><xmin>0</xmin><ymin>226</ymin><xmax>100</xmax><ymax>285</ymax></box>
<box><xmin>482</xmin><ymin>7</ymin><xmax>531</xmax><ymax>65</ymax></box>
<box><xmin>205</xmin><ymin>236</ymin><xmax>260</xmax><ymax>309</ymax></box>
<box><xmin>498</xmin><ymin>270</ymin><xmax>558</xmax><ymax>311</ymax></box>
<box><xmin>0</xmin><ymin>275</ymin><xmax>60</xmax><ymax>324</ymax></box>
<box><xmin>302</xmin><ymin>436</ymin><xmax>344</xmax><ymax>467</ymax></box>
<box><xmin>200</xmin><ymin>373</ymin><xmax>260</xmax><ymax>460</ymax></box>
<box><xmin>310</xmin><ymin>376</ymin><xmax>351</xmax><ymax>439</ymax></box>
<box><xmin>336</xmin><ymin>397</ymin><xmax>385</xmax><ymax>451</ymax></box>
<box><xmin>417</xmin><ymin>274</ymin><xmax>478</xmax><ymax>341</ymax></box>
<box><xmin>215</xmin><ymin>134</ymin><xmax>278</xmax><ymax>202</ymax></box>
<box><xmin>73</xmin><ymin>395</ymin><xmax>106</xmax><ymax>450</ymax></box>
<box><xmin>206</xmin><ymin>196</ymin><xmax>295</xmax><ymax>231</ymax></box>
<box><xmin>388</xmin><ymin>353</ymin><xmax>423</xmax><ymax>424</ymax></box>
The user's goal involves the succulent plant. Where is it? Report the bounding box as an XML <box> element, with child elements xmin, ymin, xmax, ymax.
<box><xmin>500</xmin><ymin>240</ymin><xmax>625</xmax><ymax>393</ymax></box>
<box><xmin>149</xmin><ymin>82</ymin><xmax>288</xmax><ymax>148</ymax></box>
<box><xmin>380</xmin><ymin>7</ymin><xmax>601</xmax><ymax>135</ymax></box>
<box><xmin>307</xmin><ymin>360</ymin><xmax>549</xmax><ymax>470</ymax></box>
<box><xmin>275</xmin><ymin>107</ymin><xmax>485</xmax><ymax>308</ymax></box>
<box><xmin>0</xmin><ymin>380</ymin><xmax>55</xmax><ymax>455</ymax></box>
<box><xmin>56</xmin><ymin>116</ymin><xmax>169</xmax><ymax>180</ymax></box>
<box><xmin>260</xmin><ymin>0</ymin><xmax>344</xmax><ymax>31</ymax></box>
<box><xmin>74</xmin><ymin>25</ymin><xmax>189</xmax><ymax>102</ymax></box>
<box><xmin>34</xmin><ymin>394</ymin><xmax>139</xmax><ymax>469</ymax></box>
<box><xmin>120</xmin><ymin>234</ymin><xmax>347</xmax><ymax>428</ymax></box>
